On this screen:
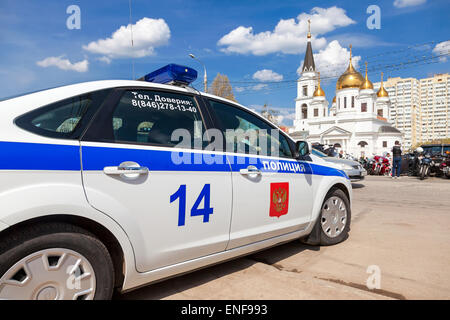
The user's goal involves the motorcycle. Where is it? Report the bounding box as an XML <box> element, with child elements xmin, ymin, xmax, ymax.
<box><xmin>430</xmin><ymin>154</ymin><xmax>444</xmax><ymax>177</ymax></box>
<box><xmin>440</xmin><ymin>155</ymin><xmax>450</xmax><ymax>179</ymax></box>
<box><xmin>418</xmin><ymin>153</ymin><xmax>433</xmax><ymax>180</ymax></box>
<box><xmin>373</xmin><ymin>156</ymin><xmax>390</xmax><ymax>175</ymax></box>
<box><xmin>364</xmin><ymin>158</ymin><xmax>375</xmax><ymax>175</ymax></box>
<box><xmin>406</xmin><ymin>152</ymin><xmax>419</xmax><ymax>176</ymax></box>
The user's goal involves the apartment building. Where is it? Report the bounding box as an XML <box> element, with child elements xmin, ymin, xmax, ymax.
<box><xmin>419</xmin><ymin>74</ymin><xmax>450</xmax><ymax>142</ymax></box>
<box><xmin>374</xmin><ymin>73</ymin><xmax>449</xmax><ymax>149</ymax></box>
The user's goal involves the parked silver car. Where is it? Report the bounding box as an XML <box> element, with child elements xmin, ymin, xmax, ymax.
<box><xmin>312</xmin><ymin>149</ymin><xmax>367</xmax><ymax>182</ymax></box>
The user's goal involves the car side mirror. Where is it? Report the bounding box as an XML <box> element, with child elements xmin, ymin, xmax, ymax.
<box><xmin>295</xmin><ymin>140</ymin><xmax>310</xmax><ymax>158</ymax></box>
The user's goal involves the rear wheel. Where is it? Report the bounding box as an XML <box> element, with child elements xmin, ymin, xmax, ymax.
<box><xmin>0</xmin><ymin>223</ymin><xmax>114</xmax><ymax>300</ymax></box>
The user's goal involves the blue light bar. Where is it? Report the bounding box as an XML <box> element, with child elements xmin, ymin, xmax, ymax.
<box><xmin>142</xmin><ymin>64</ymin><xmax>197</xmax><ymax>86</ymax></box>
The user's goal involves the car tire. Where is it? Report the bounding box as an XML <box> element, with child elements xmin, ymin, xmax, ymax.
<box><xmin>420</xmin><ymin>166</ymin><xmax>426</xmax><ymax>180</ymax></box>
<box><xmin>302</xmin><ymin>188</ymin><xmax>351</xmax><ymax>246</ymax></box>
<box><xmin>0</xmin><ymin>223</ymin><xmax>114</xmax><ymax>300</ymax></box>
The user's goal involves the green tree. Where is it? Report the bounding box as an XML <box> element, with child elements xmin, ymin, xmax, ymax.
<box><xmin>209</xmin><ymin>73</ymin><xmax>237</xmax><ymax>102</ymax></box>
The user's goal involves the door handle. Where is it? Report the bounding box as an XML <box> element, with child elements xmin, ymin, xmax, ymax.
<box><xmin>240</xmin><ymin>165</ymin><xmax>261</xmax><ymax>175</ymax></box>
<box><xmin>104</xmin><ymin>166</ymin><xmax>149</xmax><ymax>175</ymax></box>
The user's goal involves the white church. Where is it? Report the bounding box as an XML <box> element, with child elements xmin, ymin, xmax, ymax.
<box><xmin>290</xmin><ymin>23</ymin><xmax>402</xmax><ymax>158</ymax></box>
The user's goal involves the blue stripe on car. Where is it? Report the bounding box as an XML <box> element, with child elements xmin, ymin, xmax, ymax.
<box><xmin>0</xmin><ymin>141</ymin><xmax>80</xmax><ymax>171</ymax></box>
<box><xmin>0</xmin><ymin>141</ymin><xmax>348</xmax><ymax>179</ymax></box>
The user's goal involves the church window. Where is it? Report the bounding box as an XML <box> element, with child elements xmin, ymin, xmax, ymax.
<box><xmin>352</xmin><ymin>96</ymin><xmax>355</xmax><ymax>108</ymax></box>
<box><xmin>358</xmin><ymin>141</ymin><xmax>368</xmax><ymax>148</ymax></box>
<box><xmin>378</xmin><ymin>109</ymin><xmax>383</xmax><ymax>117</ymax></box>
<box><xmin>344</xmin><ymin>97</ymin><xmax>347</xmax><ymax>108</ymax></box>
<box><xmin>383</xmin><ymin>141</ymin><xmax>387</xmax><ymax>148</ymax></box>
<box><xmin>361</xmin><ymin>102</ymin><xmax>367</xmax><ymax>112</ymax></box>
<box><xmin>303</xmin><ymin>86</ymin><xmax>308</xmax><ymax>96</ymax></box>
<box><xmin>314</xmin><ymin>109</ymin><xmax>318</xmax><ymax>117</ymax></box>
<box><xmin>301</xmin><ymin>104</ymin><xmax>307</xmax><ymax>119</ymax></box>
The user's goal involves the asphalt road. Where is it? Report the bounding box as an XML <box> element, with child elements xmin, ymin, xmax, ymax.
<box><xmin>116</xmin><ymin>175</ymin><xmax>450</xmax><ymax>300</ymax></box>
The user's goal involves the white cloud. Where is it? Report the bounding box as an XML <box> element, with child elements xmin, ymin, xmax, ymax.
<box><xmin>432</xmin><ymin>40</ymin><xmax>450</xmax><ymax>62</ymax></box>
<box><xmin>235</xmin><ymin>83</ymin><xmax>269</xmax><ymax>93</ymax></box>
<box><xmin>217</xmin><ymin>6</ymin><xmax>355</xmax><ymax>55</ymax></box>
<box><xmin>332</xmin><ymin>33</ymin><xmax>394</xmax><ymax>48</ymax></box>
<box><xmin>98</xmin><ymin>56</ymin><xmax>112</xmax><ymax>64</ymax></box>
<box><xmin>252</xmin><ymin>69</ymin><xmax>283</xmax><ymax>82</ymax></box>
<box><xmin>36</xmin><ymin>56</ymin><xmax>88</xmax><ymax>72</ymax></box>
<box><xmin>252</xmin><ymin>83</ymin><xmax>269</xmax><ymax>91</ymax></box>
<box><xmin>83</xmin><ymin>17</ymin><xmax>170</xmax><ymax>60</ymax></box>
<box><xmin>393</xmin><ymin>0</ymin><xmax>426</xmax><ymax>8</ymax></box>
<box><xmin>297</xmin><ymin>40</ymin><xmax>361</xmax><ymax>78</ymax></box>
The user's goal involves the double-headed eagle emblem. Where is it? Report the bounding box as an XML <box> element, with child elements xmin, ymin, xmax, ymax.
<box><xmin>272</xmin><ymin>187</ymin><xmax>287</xmax><ymax>213</ymax></box>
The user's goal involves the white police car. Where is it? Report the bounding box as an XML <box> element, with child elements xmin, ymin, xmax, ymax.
<box><xmin>0</xmin><ymin>64</ymin><xmax>351</xmax><ymax>300</ymax></box>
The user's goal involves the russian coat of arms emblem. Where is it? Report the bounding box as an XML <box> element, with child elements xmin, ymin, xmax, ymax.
<box><xmin>270</xmin><ymin>182</ymin><xmax>289</xmax><ymax>218</ymax></box>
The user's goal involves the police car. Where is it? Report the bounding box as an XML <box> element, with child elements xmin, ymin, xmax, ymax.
<box><xmin>0</xmin><ymin>64</ymin><xmax>351</xmax><ymax>300</ymax></box>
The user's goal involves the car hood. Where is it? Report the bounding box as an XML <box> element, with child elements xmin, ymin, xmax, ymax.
<box><xmin>322</xmin><ymin>157</ymin><xmax>360</xmax><ymax>167</ymax></box>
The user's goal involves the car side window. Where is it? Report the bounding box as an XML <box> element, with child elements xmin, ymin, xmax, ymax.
<box><xmin>109</xmin><ymin>90</ymin><xmax>203</xmax><ymax>148</ymax></box>
<box><xmin>15</xmin><ymin>89</ymin><xmax>111</xmax><ymax>139</ymax></box>
<box><xmin>208</xmin><ymin>99</ymin><xmax>293</xmax><ymax>158</ymax></box>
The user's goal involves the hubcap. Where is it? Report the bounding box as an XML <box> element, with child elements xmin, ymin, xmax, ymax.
<box><xmin>0</xmin><ymin>248</ymin><xmax>96</xmax><ymax>300</ymax></box>
<box><xmin>321</xmin><ymin>196</ymin><xmax>347</xmax><ymax>238</ymax></box>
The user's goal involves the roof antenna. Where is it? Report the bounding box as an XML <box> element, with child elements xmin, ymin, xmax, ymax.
<box><xmin>129</xmin><ymin>0</ymin><xmax>135</xmax><ymax>79</ymax></box>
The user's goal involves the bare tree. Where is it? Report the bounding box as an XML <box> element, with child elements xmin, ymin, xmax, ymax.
<box><xmin>209</xmin><ymin>73</ymin><xmax>237</xmax><ymax>102</ymax></box>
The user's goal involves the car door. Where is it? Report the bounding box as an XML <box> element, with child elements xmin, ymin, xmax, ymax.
<box><xmin>206</xmin><ymin>99</ymin><xmax>314</xmax><ymax>250</ymax></box>
<box><xmin>80</xmin><ymin>88</ymin><xmax>233</xmax><ymax>272</ymax></box>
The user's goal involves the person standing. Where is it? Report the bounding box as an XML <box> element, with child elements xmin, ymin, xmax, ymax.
<box><xmin>392</xmin><ymin>141</ymin><xmax>402</xmax><ymax>179</ymax></box>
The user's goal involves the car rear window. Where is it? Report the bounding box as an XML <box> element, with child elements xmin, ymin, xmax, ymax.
<box><xmin>15</xmin><ymin>89</ymin><xmax>111</xmax><ymax>139</ymax></box>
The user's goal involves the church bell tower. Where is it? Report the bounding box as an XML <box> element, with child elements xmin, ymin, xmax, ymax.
<box><xmin>294</xmin><ymin>20</ymin><xmax>319</xmax><ymax>131</ymax></box>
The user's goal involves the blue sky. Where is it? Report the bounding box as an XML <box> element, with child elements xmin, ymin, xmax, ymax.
<box><xmin>1</xmin><ymin>0</ymin><xmax>449</xmax><ymax>125</ymax></box>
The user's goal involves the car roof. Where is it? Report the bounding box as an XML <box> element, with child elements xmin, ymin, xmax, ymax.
<box><xmin>1</xmin><ymin>80</ymin><xmax>288</xmax><ymax>137</ymax></box>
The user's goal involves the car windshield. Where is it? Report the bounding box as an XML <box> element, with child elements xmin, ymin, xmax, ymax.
<box><xmin>312</xmin><ymin>148</ymin><xmax>327</xmax><ymax>158</ymax></box>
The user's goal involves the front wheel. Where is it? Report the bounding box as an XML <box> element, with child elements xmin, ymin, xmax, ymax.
<box><xmin>0</xmin><ymin>223</ymin><xmax>114</xmax><ymax>300</ymax></box>
<box><xmin>302</xmin><ymin>188</ymin><xmax>351</xmax><ymax>246</ymax></box>
<box><xmin>420</xmin><ymin>165</ymin><xmax>427</xmax><ymax>180</ymax></box>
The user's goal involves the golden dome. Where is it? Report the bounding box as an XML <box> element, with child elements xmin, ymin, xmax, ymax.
<box><xmin>336</xmin><ymin>44</ymin><xmax>364</xmax><ymax>90</ymax></box>
<box><xmin>313</xmin><ymin>72</ymin><xmax>325</xmax><ymax>97</ymax></box>
<box><xmin>377</xmin><ymin>72</ymin><xmax>389</xmax><ymax>97</ymax></box>
<box><xmin>332</xmin><ymin>96</ymin><xmax>336</xmax><ymax>103</ymax></box>
<box><xmin>360</xmin><ymin>62</ymin><xmax>373</xmax><ymax>90</ymax></box>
